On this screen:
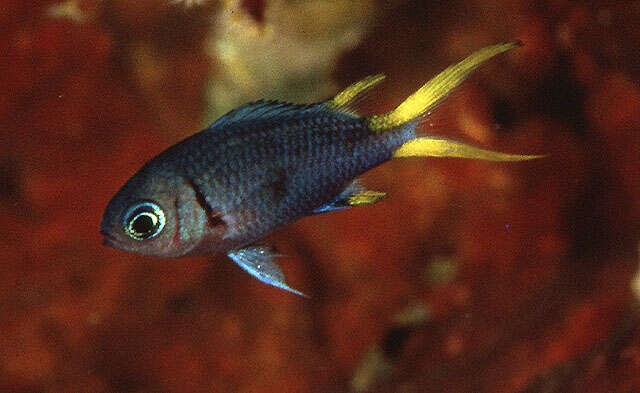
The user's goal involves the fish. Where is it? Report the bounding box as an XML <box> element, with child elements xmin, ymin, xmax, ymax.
<box><xmin>100</xmin><ymin>42</ymin><xmax>542</xmax><ymax>297</ymax></box>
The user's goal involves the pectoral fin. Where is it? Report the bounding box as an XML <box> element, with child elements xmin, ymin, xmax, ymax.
<box><xmin>312</xmin><ymin>180</ymin><xmax>386</xmax><ymax>214</ymax></box>
<box><xmin>393</xmin><ymin>137</ymin><xmax>544</xmax><ymax>161</ymax></box>
<box><xmin>228</xmin><ymin>246</ymin><xmax>308</xmax><ymax>297</ymax></box>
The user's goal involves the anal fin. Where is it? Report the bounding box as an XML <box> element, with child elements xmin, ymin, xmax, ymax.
<box><xmin>312</xmin><ymin>180</ymin><xmax>386</xmax><ymax>214</ymax></box>
<box><xmin>228</xmin><ymin>246</ymin><xmax>308</xmax><ymax>297</ymax></box>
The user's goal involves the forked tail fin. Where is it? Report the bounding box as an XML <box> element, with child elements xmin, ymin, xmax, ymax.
<box><xmin>392</xmin><ymin>138</ymin><xmax>543</xmax><ymax>160</ymax></box>
<box><xmin>368</xmin><ymin>41</ymin><xmax>521</xmax><ymax>132</ymax></box>
<box><xmin>367</xmin><ymin>41</ymin><xmax>542</xmax><ymax>162</ymax></box>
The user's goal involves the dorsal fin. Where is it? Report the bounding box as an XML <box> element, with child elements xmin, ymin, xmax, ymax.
<box><xmin>206</xmin><ymin>100</ymin><xmax>325</xmax><ymax>131</ymax></box>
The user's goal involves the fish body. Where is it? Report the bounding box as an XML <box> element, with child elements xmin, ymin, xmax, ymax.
<box><xmin>101</xmin><ymin>42</ymin><xmax>541</xmax><ymax>296</ymax></box>
<box><xmin>102</xmin><ymin>103</ymin><xmax>409</xmax><ymax>256</ymax></box>
<box><xmin>177</xmin><ymin>103</ymin><xmax>409</xmax><ymax>253</ymax></box>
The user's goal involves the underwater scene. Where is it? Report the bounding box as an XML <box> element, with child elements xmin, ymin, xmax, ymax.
<box><xmin>2</xmin><ymin>0</ymin><xmax>640</xmax><ymax>392</ymax></box>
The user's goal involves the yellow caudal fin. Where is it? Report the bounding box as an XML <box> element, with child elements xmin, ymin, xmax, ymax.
<box><xmin>392</xmin><ymin>138</ymin><xmax>544</xmax><ymax>161</ymax></box>
<box><xmin>326</xmin><ymin>74</ymin><xmax>386</xmax><ymax>114</ymax></box>
<box><xmin>369</xmin><ymin>42</ymin><xmax>521</xmax><ymax>132</ymax></box>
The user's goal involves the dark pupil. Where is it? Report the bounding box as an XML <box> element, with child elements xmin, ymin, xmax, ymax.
<box><xmin>131</xmin><ymin>214</ymin><xmax>156</xmax><ymax>236</ymax></box>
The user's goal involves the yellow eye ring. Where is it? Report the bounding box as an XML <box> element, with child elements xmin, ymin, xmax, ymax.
<box><xmin>124</xmin><ymin>201</ymin><xmax>166</xmax><ymax>240</ymax></box>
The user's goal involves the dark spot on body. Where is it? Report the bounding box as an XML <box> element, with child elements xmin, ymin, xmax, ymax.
<box><xmin>268</xmin><ymin>168</ymin><xmax>289</xmax><ymax>202</ymax></box>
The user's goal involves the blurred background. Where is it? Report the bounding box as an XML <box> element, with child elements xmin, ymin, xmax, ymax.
<box><xmin>2</xmin><ymin>0</ymin><xmax>640</xmax><ymax>392</ymax></box>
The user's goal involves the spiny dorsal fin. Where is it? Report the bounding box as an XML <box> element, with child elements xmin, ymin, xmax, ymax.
<box><xmin>206</xmin><ymin>100</ymin><xmax>325</xmax><ymax>131</ymax></box>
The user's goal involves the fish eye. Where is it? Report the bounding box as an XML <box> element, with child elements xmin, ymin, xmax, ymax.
<box><xmin>123</xmin><ymin>202</ymin><xmax>166</xmax><ymax>240</ymax></box>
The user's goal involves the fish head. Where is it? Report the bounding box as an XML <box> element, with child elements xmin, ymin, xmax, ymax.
<box><xmin>100</xmin><ymin>165</ymin><xmax>211</xmax><ymax>257</ymax></box>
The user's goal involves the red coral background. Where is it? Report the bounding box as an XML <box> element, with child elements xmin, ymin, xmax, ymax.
<box><xmin>2</xmin><ymin>1</ymin><xmax>640</xmax><ymax>392</ymax></box>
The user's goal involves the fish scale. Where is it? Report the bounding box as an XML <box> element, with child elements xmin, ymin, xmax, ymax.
<box><xmin>186</xmin><ymin>114</ymin><xmax>409</xmax><ymax>246</ymax></box>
